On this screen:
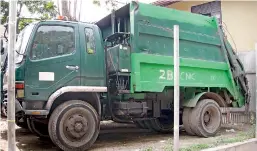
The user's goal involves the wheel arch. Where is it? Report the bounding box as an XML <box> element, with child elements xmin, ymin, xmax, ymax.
<box><xmin>183</xmin><ymin>92</ymin><xmax>226</xmax><ymax>107</ymax></box>
<box><xmin>45</xmin><ymin>86</ymin><xmax>107</xmax><ymax>117</ymax></box>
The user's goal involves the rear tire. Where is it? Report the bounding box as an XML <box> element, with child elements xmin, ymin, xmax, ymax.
<box><xmin>48</xmin><ymin>100</ymin><xmax>100</xmax><ymax>151</ymax></box>
<box><xmin>182</xmin><ymin>108</ymin><xmax>195</xmax><ymax>135</ymax></box>
<box><xmin>191</xmin><ymin>99</ymin><xmax>221</xmax><ymax>137</ymax></box>
<box><xmin>150</xmin><ymin>110</ymin><xmax>174</xmax><ymax>133</ymax></box>
<box><xmin>150</xmin><ymin>118</ymin><xmax>173</xmax><ymax>133</ymax></box>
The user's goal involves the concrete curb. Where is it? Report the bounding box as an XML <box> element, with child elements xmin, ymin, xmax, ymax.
<box><xmin>202</xmin><ymin>138</ymin><xmax>257</xmax><ymax>151</ymax></box>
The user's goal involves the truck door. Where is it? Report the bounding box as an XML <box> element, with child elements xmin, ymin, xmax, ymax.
<box><xmin>79</xmin><ymin>25</ymin><xmax>105</xmax><ymax>86</ymax></box>
<box><xmin>24</xmin><ymin>22</ymin><xmax>80</xmax><ymax>101</ymax></box>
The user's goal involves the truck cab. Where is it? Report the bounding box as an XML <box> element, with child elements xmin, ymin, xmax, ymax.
<box><xmin>1</xmin><ymin>19</ymin><xmax>108</xmax><ymax>140</ymax></box>
<box><xmin>18</xmin><ymin>20</ymin><xmax>105</xmax><ymax>107</ymax></box>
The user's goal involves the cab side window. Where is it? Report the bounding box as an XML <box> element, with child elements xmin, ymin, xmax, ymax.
<box><xmin>30</xmin><ymin>25</ymin><xmax>75</xmax><ymax>60</ymax></box>
<box><xmin>85</xmin><ymin>28</ymin><xmax>95</xmax><ymax>54</ymax></box>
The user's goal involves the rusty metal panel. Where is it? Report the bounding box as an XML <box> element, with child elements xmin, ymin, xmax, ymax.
<box><xmin>221</xmin><ymin>107</ymin><xmax>251</xmax><ymax>124</ymax></box>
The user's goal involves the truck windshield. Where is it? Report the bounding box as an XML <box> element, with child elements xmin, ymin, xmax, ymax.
<box><xmin>15</xmin><ymin>23</ymin><xmax>36</xmax><ymax>64</ymax></box>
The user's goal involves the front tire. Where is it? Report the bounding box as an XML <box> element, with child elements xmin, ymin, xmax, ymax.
<box><xmin>48</xmin><ymin>100</ymin><xmax>100</xmax><ymax>151</ymax></box>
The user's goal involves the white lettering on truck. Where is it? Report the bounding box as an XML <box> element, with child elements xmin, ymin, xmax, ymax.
<box><xmin>159</xmin><ymin>70</ymin><xmax>195</xmax><ymax>81</ymax></box>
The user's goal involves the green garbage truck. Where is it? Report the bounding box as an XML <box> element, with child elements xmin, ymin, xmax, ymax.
<box><xmin>0</xmin><ymin>1</ymin><xmax>250</xmax><ymax>150</ymax></box>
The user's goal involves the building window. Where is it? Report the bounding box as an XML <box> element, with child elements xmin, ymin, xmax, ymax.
<box><xmin>31</xmin><ymin>25</ymin><xmax>75</xmax><ymax>60</ymax></box>
<box><xmin>85</xmin><ymin>28</ymin><xmax>96</xmax><ymax>54</ymax></box>
<box><xmin>191</xmin><ymin>1</ymin><xmax>222</xmax><ymax>23</ymax></box>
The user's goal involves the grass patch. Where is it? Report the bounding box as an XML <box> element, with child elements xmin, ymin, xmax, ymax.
<box><xmin>164</xmin><ymin>125</ymin><xmax>255</xmax><ymax>151</ymax></box>
<box><xmin>142</xmin><ymin>147</ymin><xmax>153</xmax><ymax>151</ymax></box>
<box><xmin>163</xmin><ymin>143</ymin><xmax>210</xmax><ymax>151</ymax></box>
<box><xmin>164</xmin><ymin>139</ymin><xmax>173</xmax><ymax>151</ymax></box>
<box><xmin>180</xmin><ymin>144</ymin><xmax>210</xmax><ymax>151</ymax></box>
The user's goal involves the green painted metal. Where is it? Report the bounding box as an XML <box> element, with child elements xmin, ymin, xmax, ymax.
<box><xmin>7</xmin><ymin>1</ymin><xmax>247</xmax><ymax>110</ymax></box>
<box><xmin>15</xmin><ymin>64</ymin><xmax>25</xmax><ymax>81</ymax></box>
<box><xmin>21</xmin><ymin>21</ymin><xmax>105</xmax><ymax>101</ymax></box>
<box><xmin>23</xmin><ymin>21</ymin><xmax>81</xmax><ymax>101</ymax></box>
<box><xmin>183</xmin><ymin>92</ymin><xmax>206</xmax><ymax>107</ymax></box>
<box><xmin>128</xmin><ymin>2</ymin><xmax>245</xmax><ymax>107</ymax></box>
<box><xmin>131</xmin><ymin>53</ymin><xmax>237</xmax><ymax>96</ymax></box>
<box><xmin>79</xmin><ymin>23</ymin><xmax>106</xmax><ymax>87</ymax></box>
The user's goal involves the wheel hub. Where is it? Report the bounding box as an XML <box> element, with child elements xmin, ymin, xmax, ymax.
<box><xmin>65</xmin><ymin>114</ymin><xmax>88</xmax><ymax>139</ymax></box>
<box><xmin>75</xmin><ymin>122</ymin><xmax>83</xmax><ymax>132</ymax></box>
<box><xmin>204</xmin><ymin>111</ymin><xmax>211</xmax><ymax>123</ymax></box>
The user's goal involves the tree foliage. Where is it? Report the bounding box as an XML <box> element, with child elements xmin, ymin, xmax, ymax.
<box><xmin>0</xmin><ymin>1</ymin><xmax>10</xmax><ymax>24</ymax></box>
<box><xmin>93</xmin><ymin>0</ymin><xmax>120</xmax><ymax>11</ymax></box>
<box><xmin>56</xmin><ymin>0</ymin><xmax>77</xmax><ymax>21</ymax></box>
<box><xmin>0</xmin><ymin>0</ymin><xmax>58</xmax><ymax>31</ymax></box>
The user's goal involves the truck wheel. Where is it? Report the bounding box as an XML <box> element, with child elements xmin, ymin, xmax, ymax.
<box><xmin>182</xmin><ymin>108</ymin><xmax>195</xmax><ymax>135</ymax></box>
<box><xmin>191</xmin><ymin>99</ymin><xmax>221</xmax><ymax>137</ymax></box>
<box><xmin>48</xmin><ymin>100</ymin><xmax>100</xmax><ymax>151</ymax></box>
<box><xmin>149</xmin><ymin>110</ymin><xmax>174</xmax><ymax>133</ymax></box>
<box><xmin>150</xmin><ymin>118</ymin><xmax>173</xmax><ymax>133</ymax></box>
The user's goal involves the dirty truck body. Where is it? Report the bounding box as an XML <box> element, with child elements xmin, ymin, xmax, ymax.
<box><xmin>1</xmin><ymin>2</ymin><xmax>249</xmax><ymax>151</ymax></box>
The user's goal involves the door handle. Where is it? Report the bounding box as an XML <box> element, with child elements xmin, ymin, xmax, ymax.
<box><xmin>66</xmin><ymin>65</ymin><xmax>79</xmax><ymax>70</ymax></box>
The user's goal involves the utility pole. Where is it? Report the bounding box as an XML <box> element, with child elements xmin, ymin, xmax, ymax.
<box><xmin>255</xmin><ymin>43</ymin><xmax>257</xmax><ymax>138</ymax></box>
<box><xmin>7</xmin><ymin>0</ymin><xmax>17</xmax><ymax>150</ymax></box>
<box><xmin>173</xmin><ymin>25</ymin><xmax>180</xmax><ymax>151</ymax></box>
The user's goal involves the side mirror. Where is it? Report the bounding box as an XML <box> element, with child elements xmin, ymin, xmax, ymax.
<box><xmin>1</xmin><ymin>39</ymin><xmax>4</xmax><ymax>55</ymax></box>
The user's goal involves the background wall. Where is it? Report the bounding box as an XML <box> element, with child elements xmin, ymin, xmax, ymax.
<box><xmin>167</xmin><ymin>1</ymin><xmax>257</xmax><ymax>52</ymax></box>
<box><xmin>221</xmin><ymin>1</ymin><xmax>257</xmax><ymax>52</ymax></box>
<box><xmin>167</xmin><ymin>1</ymin><xmax>205</xmax><ymax>11</ymax></box>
